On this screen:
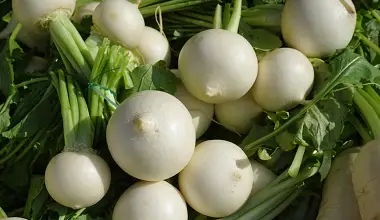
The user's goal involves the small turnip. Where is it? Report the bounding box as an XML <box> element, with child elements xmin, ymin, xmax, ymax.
<box><xmin>112</xmin><ymin>181</ymin><xmax>188</xmax><ymax>220</ymax></box>
<box><xmin>317</xmin><ymin>147</ymin><xmax>361</xmax><ymax>220</ymax></box>
<box><xmin>352</xmin><ymin>140</ymin><xmax>380</xmax><ymax>220</ymax></box>
<box><xmin>178</xmin><ymin>140</ymin><xmax>254</xmax><ymax>218</ymax></box>
<box><xmin>215</xmin><ymin>91</ymin><xmax>263</xmax><ymax>134</ymax></box>
<box><xmin>249</xmin><ymin>159</ymin><xmax>276</xmax><ymax>197</ymax></box>
<box><xmin>252</xmin><ymin>48</ymin><xmax>314</xmax><ymax>112</ymax></box>
<box><xmin>137</xmin><ymin>26</ymin><xmax>171</xmax><ymax>66</ymax></box>
<box><xmin>281</xmin><ymin>0</ymin><xmax>357</xmax><ymax>58</ymax></box>
<box><xmin>93</xmin><ymin>0</ymin><xmax>145</xmax><ymax>49</ymax></box>
<box><xmin>106</xmin><ymin>90</ymin><xmax>195</xmax><ymax>181</ymax></box>
<box><xmin>72</xmin><ymin>2</ymin><xmax>100</xmax><ymax>23</ymax></box>
<box><xmin>175</xmin><ymin>82</ymin><xmax>214</xmax><ymax>138</ymax></box>
<box><xmin>178</xmin><ymin>29</ymin><xmax>258</xmax><ymax>104</ymax></box>
<box><xmin>45</xmin><ymin>151</ymin><xmax>111</xmax><ymax>209</ymax></box>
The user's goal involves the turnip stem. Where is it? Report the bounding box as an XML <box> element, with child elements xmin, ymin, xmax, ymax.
<box><xmin>213</xmin><ymin>4</ymin><xmax>222</xmax><ymax>29</ymax></box>
<box><xmin>49</xmin><ymin>13</ymin><xmax>92</xmax><ymax>79</ymax></box>
<box><xmin>357</xmin><ymin>88</ymin><xmax>380</xmax><ymax>118</ymax></box>
<box><xmin>182</xmin><ymin>11</ymin><xmax>213</xmax><ymax>22</ymax></box>
<box><xmin>223</xmin><ymin>3</ymin><xmax>231</xmax><ymax>29</ymax></box>
<box><xmin>259</xmin><ymin>188</ymin><xmax>303</xmax><ymax>220</ymax></box>
<box><xmin>364</xmin><ymin>85</ymin><xmax>380</xmax><ymax>104</ymax></box>
<box><xmin>140</xmin><ymin>0</ymin><xmax>165</xmax><ymax>7</ymax></box>
<box><xmin>167</xmin><ymin>14</ymin><xmax>213</xmax><ymax>28</ymax></box>
<box><xmin>0</xmin><ymin>207</ymin><xmax>6</xmax><ymax>218</ymax></box>
<box><xmin>356</xmin><ymin>33</ymin><xmax>380</xmax><ymax>57</ymax></box>
<box><xmin>371</xmin><ymin>10</ymin><xmax>380</xmax><ymax>23</ymax></box>
<box><xmin>226</xmin><ymin>0</ymin><xmax>242</xmax><ymax>33</ymax></box>
<box><xmin>238</xmin><ymin>188</ymin><xmax>295</xmax><ymax>219</ymax></box>
<box><xmin>14</xmin><ymin>77</ymin><xmax>49</xmax><ymax>89</ymax></box>
<box><xmin>67</xmin><ymin>76</ymin><xmax>79</xmax><ymax>129</ymax></box>
<box><xmin>288</xmin><ymin>145</ymin><xmax>306</xmax><ymax>177</ymax></box>
<box><xmin>0</xmin><ymin>138</ymin><xmax>28</xmax><ymax>165</ymax></box>
<box><xmin>349</xmin><ymin>115</ymin><xmax>372</xmax><ymax>142</ymax></box>
<box><xmin>222</xmin><ymin>165</ymin><xmax>318</xmax><ymax>219</ymax></box>
<box><xmin>140</xmin><ymin>0</ymin><xmax>214</xmax><ymax>17</ymax></box>
<box><xmin>353</xmin><ymin>88</ymin><xmax>380</xmax><ymax>139</ymax></box>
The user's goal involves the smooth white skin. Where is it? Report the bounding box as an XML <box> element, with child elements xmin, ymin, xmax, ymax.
<box><xmin>25</xmin><ymin>56</ymin><xmax>49</xmax><ymax>73</ymax></box>
<box><xmin>72</xmin><ymin>2</ymin><xmax>100</xmax><ymax>23</ymax></box>
<box><xmin>106</xmin><ymin>90</ymin><xmax>196</xmax><ymax>181</ymax></box>
<box><xmin>112</xmin><ymin>181</ymin><xmax>188</xmax><ymax>220</ymax></box>
<box><xmin>93</xmin><ymin>0</ymin><xmax>145</xmax><ymax>49</ymax></box>
<box><xmin>0</xmin><ymin>13</ymin><xmax>49</xmax><ymax>52</ymax></box>
<box><xmin>252</xmin><ymin>48</ymin><xmax>315</xmax><ymax>112</ymax></box>
<box><xmin>215</xmin><ymin>91</ymin><xmax>263</xmax><ymax>135</ymax></box>
<box><xmin>44</xmin><ymin>151</ymin><xmax>111</xmax><ymax>209</ymax></box>
<box><xmin>281</xmin><ymin>0</ymin><xmax>356</xmax><ymax>58</ymax></box>
<box><xmin>317</xmin><ymin>148</ymin><xmax>361</xmax><ymax>220</ymax></box>
<box><xmin>12</xmin><ymin>0</ymin><xmax>76</xmax><ymax>30</ymax></box>
<box><xmin>179</xmin><ymin>140</ymin><xmax>254</xmax><ymax>218</ymax></box>
<box><xmin>2</xmin><ymin>218</ymin><xmax>27</xmax><ymax>220</ymax></box>
<box><xmin>352</xmin><ymin>140</ymin><xmax>380</xmax><ymax>220</ymax></box>
<box><xmin>178</xmin><ymin>29</ymin><xmax>258</xmax><ymax>104</ymax></box>
<box><xmin>175</xmin><ymin>82</ymin><xmax>214</xmax><ymax>138</ymax></box>
<box><xmin>249</xmin><ymin>159</ymin><xmax>276</xmax><ymax>197</ymax></box>
<box><xmin>137</xmin><ymin>26</ymin><xmax>171</xmax><ymax>66</ymax></box>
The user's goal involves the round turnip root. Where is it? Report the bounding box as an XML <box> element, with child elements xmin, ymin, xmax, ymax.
<box><xmin>178</xmin><ymin>29</ymin><xmax>258</xmax><ymax>104</ymax></box>
<box><xmin>252</xmin><ymin>48</ymin><xmax>314</xmax><ymax>112</ymax></box>
<box><xmin>215</xmin><ymin>91</ymin><xmax>263</xmax><ymax>134</ymax></box>
<box><xmin>113</xmin><ymin>181</ymin><xmax>188</xmax><ymax>220</ymax></box>
<box><xmin>317</xmin><ymin>147</ymin><xmax>361</xmax><ymax>220</ymax></box>
<box><xmin>137</xmin><ymin>26</ymin><xmax>171</xmax><ymax>66</ymax></box>
<box><xmin>249</xmin><ymin>159</ymin><xmax>276</xmax><ymax>197</ymax></box>
<box><xmin>107</xmin><ymin>90</ymin><xmax>196</xmax><ymax>181</ymax></box>
<box><xmin>281</xmin><ymin>0</ymin><xmax>356</xmax><ymax>58</ymax></box>
<box><xmin>179</xmin><ymin>140</ymin><xmax>253</xmax><ymax>218</ymax></box>
<box><xmin>45</xmin><ymin>151</ymin><xmax>111</xmax><ymax>209</ymax></box>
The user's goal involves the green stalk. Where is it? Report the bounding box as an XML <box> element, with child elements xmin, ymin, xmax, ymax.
<box><xmin>67</xmin><ymin>76</ymin><xmax>79</xmax><ymax>129</ymax></box>
<box><xmin>226</xmin><ymin>0</ymin><xmax>242</xmax><ymax>33</ymax></box>
<box><xmin>182</xmin><ymin>11</ymin><xmax>213</xmax><ymax>22</ymax></box>
<box><xmin>356</xmin><ymin>33</ymin><xmax>380</xmax><ymax>57</ymax></box>
<box><xmin>0</xmin><ymin>207</ymin><xmax>6</xmax><ymax>218</ymax></box>
<box><xmin>167</xmin><ymin>14</ymin><xmax>213</xmax><ymax>28</ymax></box>
<box><xmin>364</xmin><ymin>86</ymin><xmax>380</xmax><ymax>104</ymax></box>
<box><xmin>0</xmin><ymin>138</ymin><xmax>28</xmax><ymax>165</ymax></box>
<box><xmin>357</xmin><ymin>88</ymin><xmax>380</xmax><ymax>118</ymax></box>
<box><xmin>14</xmin><ymin>77</ymin><xmax>49</xmax><ymax>89</ymax></box>
<box><xmin>213</xmin><ymin>4</ymin><xmax>222</xmax><ymax>29</ymax></box>
<box><xmin>288</xmin><ymin>145</ymin><xmax>306</xmax><ymax>177</ymax></box>
<box><xmin>371</xmin><ymin>10</ymin><xmax>380</xmax><ymax>23</ymax></box>
<box><xmin>349</xmin><ymin>115</ymin><xmax>372</xmax><ymax>142</ymax></box>
<box><xmin>222</xmin><ymin>166</ymin><xmax>318</xmax><ymax>220</ymax></box>
<box><xmin>223</xmin><ymin>3</ymin><xmax>231</xmax><ymax>29</ymax></box>
<box><xmin>140</xmin><ymin>0</ymin><xmax>215</xmax><ymax>17</ymax></box>
<box><xmin>140</xmin><ymin>0</ymin><xmax>165</xmax><ymax>7</ymax></box>
<box><xmin>75</xmin><ymin>80</ymin><xmax>94</xmax><ymax>150</ymax></box>
<box><xmin>353</xmin><ymin>89</ymin><xmax>380</xmax><ymax>139</ymax></box>
<box><xmin>239</xmin><ymin>188</ymin><xmax>295</xmax><ymax>220</ymax></box>
<box><xmin>259</xmin><ymin>188</ymin><xmax>303</xmax><ymax>220</ymax></box>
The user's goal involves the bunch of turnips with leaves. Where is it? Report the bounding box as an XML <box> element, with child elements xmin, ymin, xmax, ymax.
<box><xmin>1</xmin><ymin>0</ymin><xmax>380</xmax><ymax>219</ymax></box>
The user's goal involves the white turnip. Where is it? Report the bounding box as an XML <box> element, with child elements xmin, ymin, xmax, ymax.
<box><xmin>93</xmin><ymin>0</ymin><xmax>145</xmax><ymax>49</ymax></box>
<box><xmin>175</xmin><ymin>82</ymin><xmax>214</xmax><ymax>138</ymax></box>
<box><xmin>317</xmin><ymin>147</ymin><xmax>361</xmax><ymax>220</ymax></box>
<box><xmin>137</xmin><ymin>26</ymin><xmax>171</xmax><ymax>66</ymax></box>
<box><xmin>44</xmin><ymin>72</ymin><xmax>111</xmax><ymax>209</ymax></box>
<box><xmin>249</xmin><ymin>159</ymin><xmax>276</xmax><ymax>197</ymax></box>
<box><xmin>106</xmin><ymin>90</ymin><xmax>195</xmax><ymax>181</ymax></box>
<box><xmin>215</xmin><ymin>91</ymin><xmax>263</xmax><ymax>134</ymax></box>
<box><xmin>72</xmin><ymin>2</ymin><xmax>100</xmax><ymax>23</ymax></box>
<box><xmin>178</xmin><ymin>0</ymin><xmax>258</xmax><ymax>104</ymax></box>
<box><xmin>352</xmin><ymin>140</ymin><xmax>380</xmax><ymax>220</ymax></box>
<box><xmin>281</xmin><ymin>0</ymin><xmax>357</xmax><ymax>58</ymax></box>
<box><xmin>178</xmin><ymin>140</ymin><xmax>253</xmax><ymax>218</ymax></box>
<box><xmin>252</xmin><ymin>48</ymin><xmax>314</xmax><ymax>112</ymax></box>
<box><xmin>112</xmin><ymin>181</ymin><xmax>188</xmax><ymax>220</ymax></box>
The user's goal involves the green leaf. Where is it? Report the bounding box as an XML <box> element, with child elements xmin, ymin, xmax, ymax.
<box><xmin>130</xmin><ymin>61</ymin><xmax>178</xmax><ymax>95</ymax></box>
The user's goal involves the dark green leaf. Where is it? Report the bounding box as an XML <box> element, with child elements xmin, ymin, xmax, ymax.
<box><xmin>130</xmin><ymin>61</ymin><xmax>178</xmax><ymax>95</ymax></box>
<box><xmin>24</xmin><ymin>175</ymin><xmax>49</xmax><ymax>220</ymax></box>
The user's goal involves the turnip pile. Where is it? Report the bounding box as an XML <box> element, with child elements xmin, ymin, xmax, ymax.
<box><xmin>4</xmin><ymin>0</ymin><xmax>380</xmax><ymax>219</ymax></box>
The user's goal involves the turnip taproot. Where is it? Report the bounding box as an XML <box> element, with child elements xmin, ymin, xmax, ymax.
<box><xmin>175</xmin><ymin>82</ymin><xmax>214</xmax><ymax>138</ymax></box>
<box><xmin>252</xmin><ymin>48</ymin><xmax>314</xmax><ymax>112</ymax></box>
<box><xmin>93</xmin><ymin>0</ymin><xmax>145</xmax><ymax>49</ymax></box>
<box><xmin>106</xmin><ymin>90</ymin><xmax>195</xmax><ymax>181</ymax></box>
<box><xmin>137</xmin><ymin>26</ymin><xmax>171</xmax><ymax>66</ymax></box>
<box><xmin>112</xmin><ymin>181</ymin><xmax>188</xmax><ymax>220</ymax></box>
<box><xmin>249</xmin><ymin>159</ymin><xmax>276</xmax><ymax>197</ymax></box>
<box><xmin>178</xmin><ymin>0</ymin><xmax>258</xmax><ymax>104</ymax></box>
<box><xmin>72</xmin><ymin>2</ymin><xmax>100</xmax><ymax>23</ymax></box>
<box><xmin>179</xmin><ymin>140</ymin><xmax>253</xmax><ymax>218</ymax></box>
<box><xmin>44</xmin><ymin>71</ymin><xmax>111</xmax><ymax>209</ymax></box>
<box><xmin>317</xmin><ymin>148</ymin><xmax>361</xmax><ymax>220</ymax></box>
<box><xmin>281</xmin><ymin>0</ymin><xmax>356</xmax><ymax>58</ymax></box>
<box><xmin>215</xmin><ymin>91</ymin><xmax>263</xmax><ymax>134</ymax></box>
